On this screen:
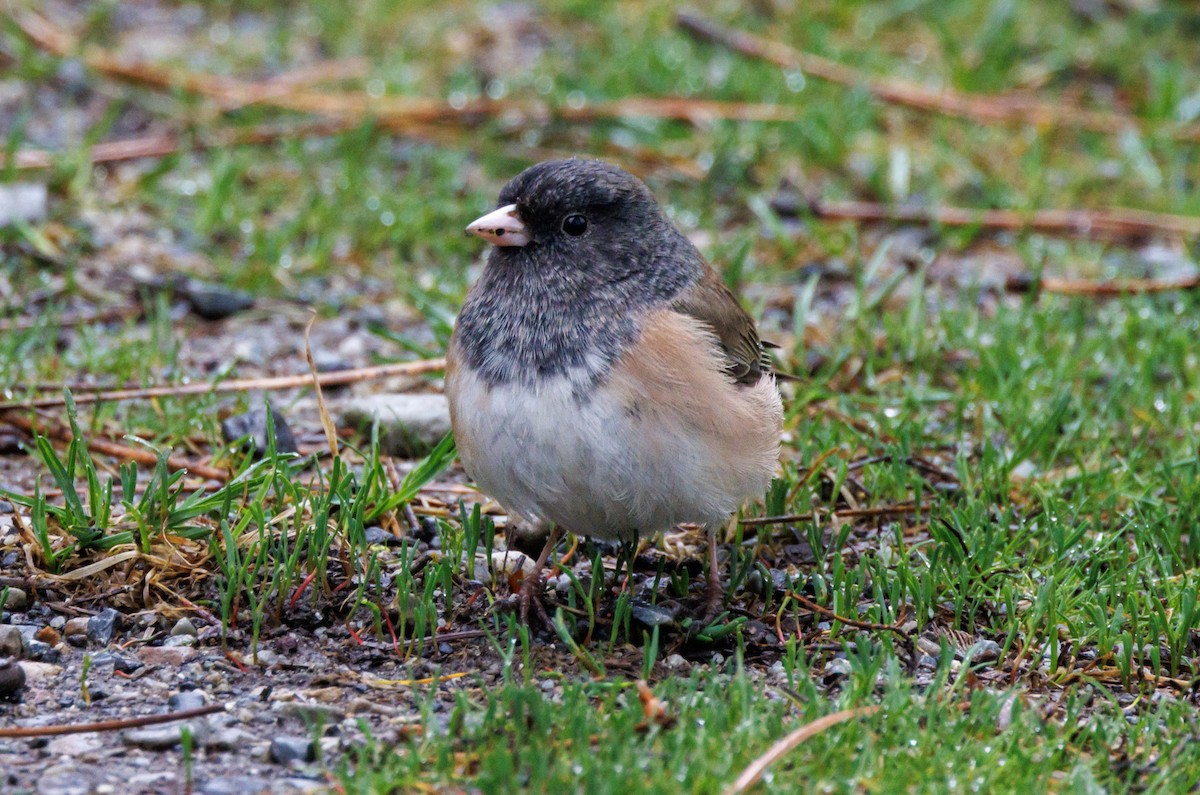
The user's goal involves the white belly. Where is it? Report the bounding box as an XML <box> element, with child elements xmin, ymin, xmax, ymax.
<box><xmin>446</xmin><ymin>366</ymin><xmax>780</xmax><ymax>539</ymax></box>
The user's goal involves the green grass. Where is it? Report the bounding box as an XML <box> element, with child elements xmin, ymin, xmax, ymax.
<box><xmin>3</xmin><ymin>0</ymin><xmax>1200</xmax><ymax>792</ymax></box>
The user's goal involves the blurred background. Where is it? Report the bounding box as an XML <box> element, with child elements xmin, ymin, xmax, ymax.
<box><xmin>4</xmin><ymin>2</ymin><xmax>1200</xmax><ymax>792</ymax></box>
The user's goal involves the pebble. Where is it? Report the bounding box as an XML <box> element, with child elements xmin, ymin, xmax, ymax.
<box><xmin>138</xmin><ymin>646</ymin><xmax>198</xmax><ymax>666</ymax></box>
<box><xmin>269</xmin><ymin>736</ymin><xmax>315</xmax><ymax>764</ymax></box>
<box><xmin>824</xmin><ymin>658</ymin><xmax>853</xmax><ymax>677</ymax></box>
<box><xmin>199</xmin><ymin>776</ymin><xmax>276</xmax><ymax>795</ymax></box>
<box><xmin>87</xmin><ymin>608</ymin><xmax>121</xmax><ymax>645</ymax></box>
<box><xmin>168</xmin><ymin>690</ymin><xmax>207</xmax><ymax>711</ymax></box>
<box><xmin>0</xmin><ymin>182</ymin><xmax>48</xmax><ymax>227</ymax></box>
<box><xmin>0</xmin><ymin>625</ymin><xmax>28</xmax><ymax>658</ymax></box>
<box><xmin>340</xmin><ymin>393</ymin><xmax>452</xmax><ymax>457</ymax></box>
<box><xmin>34</xmin><ymin>765</ymin><xmax>92</xmax><ymax>795</ymax></box>
<box><xmin>123</xmin><ymin>719</ymin><xmax>210</xmax><ymax>751</ymax></box>
<box><xmin>0</xmin><ymin>657</ymin><xmax>26</xmax><ymax>699</ymax></box>
<box><xmin>630</xmin><ymin>601</ymin><xmax>676</xmax><ymax>628</ymax></box>
<box><xmin>171</xmin><ymin>618</ymin><xmax>199</xmax><ymax>638</ymax></box>
<box><xmin>181</xmin><ymin>279</ymin><xmax>255</xmax><ymax>321</ymax></box>
<box><xmin>363</xmin><ymin>526</ymin><xmax>397</xmax><ymax>546</ymax></box>
<box><xmin>17</xmin><ymin>661</ymin><xmax>63</xmax><ymax>684</ymax></box>
<box><xmin>63</xmin><ymin>617</ymin><xmax>89</xmax><ymax>646</ymax></box>
<box><xmin>968</xmin><ymin>639</ymin><xmax>1002</xmax><ymax>661</ymax></box>
<box><xmin>205</xmin><ymin>727</ymin><xmax>256</xmax><ymax>752</ymax></box>
<box><xmin>222</xmin><ymin>404</ymin><xmax>298</xmax><ymax>455</ymax></box>
<box><xmin>665</xmin><ymin>653</ymin><xmax>687</xmax><ymax>670</ymax></box>
<box><xmin>114</xmin><ymin>656</ymin><xmax>143</xmax><ymax>674</ymax></box>
<box><xmin>163</xmin><ymin>634</ymin><xmax>197</xmax><ymax>647</ymax></box>
<box><xmin>35</xmin><ymin>625</ymin><xmax>61</xmax><ymax>645</ymax></box>
<box><xmin>28</xmin><ymin>639</ymin><xmax>57</xmax><ymax>662</ymax></box>
<box><xmin>2</xmin><ymin>586</ymin><xmax>28</xmax><ymax>611</ymax></box>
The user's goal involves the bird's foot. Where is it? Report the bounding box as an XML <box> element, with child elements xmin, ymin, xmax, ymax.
<box><xmin>517</xmin><ymin>571</ymin><xmax>552</xmax><ymax>628</ymax></box>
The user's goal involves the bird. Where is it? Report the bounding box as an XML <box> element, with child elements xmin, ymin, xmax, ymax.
<box><xmin>445</xmin><ymin>158</ymin><xmax>784</xmax><ymax>623</ymax></box>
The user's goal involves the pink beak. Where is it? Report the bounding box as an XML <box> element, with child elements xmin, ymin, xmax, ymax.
<box><xmin>466</xmin><ymin>203</ymin><xmax>530</xmax><ymax>247</ymax></box>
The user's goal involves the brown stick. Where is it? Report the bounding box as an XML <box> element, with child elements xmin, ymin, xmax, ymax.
<box><xmin>3</xmin><ymin>119</ymin><xmax>353</xmax><ymax>172</ymax></box>
<box><xmin>1006</xmin><ymin>274</ymin><xmax>1200</xmax><ymax>296</ymax></box>
<box><xmin>724</xmin><ymin>705</ymin><xmax>882</xmax><ymax>795</ymax></box>
<box><xmin>786</xmin><ymin>591</ymin><xmax>911</xmax><ymax>641</ymax></box>
<box><xmin>774</xmin><ymin>197</ymin><xmax>1200</xmax><ymax>241</ymax></box>
<box><xmin>0</xmin><ymin>411</ymin><xmax>230</xmax><ymax>481</ymax></box>
<box><xmin>0</xmin><ymin>305</ymin><xmax>141</xmax><ymax>333</ymax></box>
<box><xmin>0</xmin><ymin>703</ymin><xmax>224</xmax><ymax>738</ymax></box>
<box><xmin>677</xmin><ymin>11</ymin><xmax>1200</xmax><ymax>142</ymax></box>
<box><xmin>0</xmin><ymin>358</ymin><xmax>445</xmax><ymax>410</ymax></box>
<box><xmin>10</xmin><ymin>11</ymin><xmax>794</xmax><ymax>127</ymax></box>
<box><xmin>740</xmin><ymin>502</ymin><xmax>931</xmax><ymax>527</ymax></box>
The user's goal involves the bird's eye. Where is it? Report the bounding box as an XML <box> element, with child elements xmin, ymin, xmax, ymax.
<box><xmin>562</xmin><ymin>214</ymin><xmax>588</xmax><ymax>236</ymax></box>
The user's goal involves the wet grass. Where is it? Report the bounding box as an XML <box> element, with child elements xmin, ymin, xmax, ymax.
<box><xmin>3</xmin><ymin>0</ymin><xmax>1200</xmax><ymax>792</ymax></box>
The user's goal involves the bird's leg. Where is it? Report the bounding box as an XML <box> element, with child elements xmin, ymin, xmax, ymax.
<box><xmin>519</xmin><ymin>525</ymin><xmax>563</xmax><ymax>626</ymax></box>
<box><xmin>700</xmin><ymin>522</ymin><xmax>726</xmax><ymax>624</ymax></box>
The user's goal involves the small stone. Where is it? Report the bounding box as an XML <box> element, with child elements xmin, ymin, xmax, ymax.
<box><xmin>63</xmin><ymin>617</ymin><xmax>89</xmax><ymax>646</ymax></box>
<box><xmin>1</xmin><ymin>587</ymin><xmax>27</xmax><ymax>611</ymax></box>
<box><xmin>35</xmin><ymin>625</ymin><xmax>60</xmax><ymax>645</ymax></box>
<box><xmin>340</xmin><ymin>393</ymin><xmax>451</xmax><ymax>457</ymax></box>
<box><xmin>114</xmin><ymin>656</ymin><xmax>144</xmax><ymax>674</ymax></box>
<box><xmin>28</xmin><ymin>639</ymin><xmax>57</xmax><ymax>662</ymax></box>
<box><xmin>87</xmin><ymin>607</ymin><xmax>121</xmax><ymax>645</ymax></box>
<box><xmin>168</xmin><ymin>690</ymin><xmax>207</xmax><ymax>711</ymax></box>
<box><xmin>255</xmin><ymin>649</ymin><xmax>281</xmax><ymax>666</ymax></box>
<box><xmin>163</xmin><ymin>634</ymin><xmax>197</xmax><ymax>647</ymax></box>
<box><xmin>204</xmin><ymin>727</ymin><xmax>256</xmax><ymax>752</ymax></box>
<box><xmin>138</xmin><ymin>646</ymin><xmax>198</xmax><ymax>666</ymax></box>
<box><xmin>363</xmin><ymin>526</ymin><xmax>397</xmax><ymax>546</ymax></box>
<box><xmin>665</xmin><ymin>653</ymin><xmax>687</xmax><ymax>670</ymax></box>
<box><xmin>0</xmin><ymin>657</ymin><xmax>26</xmax><ymax>699</ymax></box>
<box><xmin>34</xmin><ymin>765</ymin><xmax>93</xmax><ymax>795</ymax></box>
<box><xmin>171</xmin><ymin>617</ymin><xmax>199</xmax><ymax>638</ymax></box>
<box><xmin>269</xmin><ymin>735</ymin><xmax>315</xmax><ymax>764</ymax></box>
<box><xmin>222</xmin><ymin>403</ymin><xmax>298</xmax><ymax>455</ymax></box>
<box><xmin>0</xmin><ymin>625</ymin><xmax>28</xmax><ymax>658</ymax></box>
<box><xmin>824</xmin><ymin>658</ymin><xmax>853</xmax><ymax>677</ymax></box>
<box><xmin>181</xmin><ymin>279</ymin><xmax>255</xmax><ymax>321</ymax></box>
<box><xmin>123</xmin><ymin>721</ymin><xmax>209</xmax><ymax>751</ymax></box>
<box><xmin>47</xmin><ymin>733</ymin><xmax>104</xmax><ymax>756</ymax></box>
<box><xmin>968</xmin><ymin>639</ymin><xmax>1002</xmax><ymax>662</ymax></box>
<box><xmin>17</xmin><ymin>660</ymin><xmax>62</xmax><ymax>684</ymax></box>
<box><xmin>630</xmin><ymin>601</ymin><xmax>677</xmax><ymax>628</ymax></box>
<box><xmin>198</xmin><ymin>776</ymin><xmax>275</xmax><ymax>795</ymax></box>
<box><xmin>0</xmin><ymin>183</ymin><xmax>48</xmax><ymax>227</ymax></box>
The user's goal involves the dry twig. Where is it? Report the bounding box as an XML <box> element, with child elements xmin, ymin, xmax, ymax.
<box><xmin>0</xmin><ymin>411</ymin><xmax>229</xmax><ymax>481</ymax></box>
<box><xmin>677</xmin><ymin>11</ymin><xmax>1200</xmax><ymax>142</ymax></box>
<box><xmin>725</xmin><ymin>705</ymin><xmax>882</xmax><ymax>794</ymax></box>
<box><xmin>0</xmin><ymin>704</ymin><xmax>224</xmax><ymax>738</ymax></box>
<box><xmin>786</xmin><ymin>591</ymin><xmax>911</xmax><ymax>641</ymax></box>
<box><xmin>2</xmin><ymin>120</ymin><xmax>353</xmax><ymax>172</ymax></box>
<box><xmin>775</xmin><ymin>197</ymin><xmax>1200</xmax><ymax>242</ymax></box>
<box><xmin>741</xmin><ymin>502</ymin><xmax>931</xmax><ymax>527</ymax></box>
<box><xmin>11</xmin><ymin>11</ymin><xmax>795</xmax><ymax>127</ymax></box>
<box><xmin>0</xmin><ymin>359</ymin><xmax>445</xmax><ymax>410</ymax></box>
<box><xmin>1006</xmin><ymin>273</ymin><xmax>1200</xmax><ymax>296</ymax></box>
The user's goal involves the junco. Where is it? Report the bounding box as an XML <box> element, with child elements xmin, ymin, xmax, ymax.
<box><xmin>447</xmin><ymin>158</ymin><xmax>784</xmax><ymax>622</ymax></box>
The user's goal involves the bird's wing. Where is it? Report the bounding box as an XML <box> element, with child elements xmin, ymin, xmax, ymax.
<box><xmin>669</xmin><ymin>265</ymin><xmax>772</xmax><ymax>386</ymax></box>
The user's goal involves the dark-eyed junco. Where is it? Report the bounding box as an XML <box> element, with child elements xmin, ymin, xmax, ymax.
<box><xmin>447</xmin><ymin>158</ymin><xmax>783</xmax><ymax>622</ymax></box>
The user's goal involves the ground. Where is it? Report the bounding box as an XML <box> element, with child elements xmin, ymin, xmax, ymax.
<box><xmin>2</xmin><ymin>1</ymin><xmax>1200</xmax><ymax>793</ymax></box>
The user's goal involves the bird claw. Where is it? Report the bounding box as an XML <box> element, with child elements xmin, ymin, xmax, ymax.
<box><xmin>517</xmin><ymin>572</ymin><xmax>552</xmax><ymax>628</ymax></box>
